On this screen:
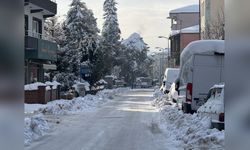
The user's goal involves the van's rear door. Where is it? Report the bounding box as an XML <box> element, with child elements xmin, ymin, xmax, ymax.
<box><xmin>192</xmin><ymin>54</ymin><xmax>224</xmax><ymax>110</ymax></box>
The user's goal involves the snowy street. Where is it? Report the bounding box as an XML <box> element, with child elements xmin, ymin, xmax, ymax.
<box><xmin>26</xmin><ymin>89</ymin><xmax>181</xmax><ymax>150</ymax></box>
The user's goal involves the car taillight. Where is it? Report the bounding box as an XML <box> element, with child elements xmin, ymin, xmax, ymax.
<box><xmin>186</xmin><ymin>83</ymin><xmax>192</xmax><ymax>103</ymax></box>
<box><xmin>219</xmin><ymin>113</ymin><xmax>224</xmax><ymax>122</ymax></box>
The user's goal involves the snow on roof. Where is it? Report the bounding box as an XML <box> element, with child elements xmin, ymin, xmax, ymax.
<box><xmin>121</xmin><ymin>33</ymin><xmax>147</xmax><ymax>51</ymax></box>
<box><xmin>97</xmin><ymin>79</ymin><xmax>108</xmax><ymax>84</ymax></box>
<box><xmin>170</xmin><ymin>25</ymin><xmax>199</xmax><ymax>36</ymax></box>
<box><xmin>181</xmin><ymin>40</ymin><xmax>225</xmax><ymax>64</ymax></box>
<box><xmin>170</xmin><ymin>4</ymin><xmax>199</xmax><ymax>14</ymax></box>
<box><xmin>181</xmin><ymin>25</ymin><xmax>199</xmax><ymax>33</ymax></box>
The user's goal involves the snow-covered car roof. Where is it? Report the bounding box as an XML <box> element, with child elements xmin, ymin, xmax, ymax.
<box><xmin>210</xmin><ymin>83</ymin><xmax>225</xmax><ymax>90</ymax></box>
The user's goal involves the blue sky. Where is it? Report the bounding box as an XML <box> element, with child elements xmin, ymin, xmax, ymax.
<box><xmin>57</xmin><ymin>0</ymin><xmax>198</xmax><ymax>51</ymax></box>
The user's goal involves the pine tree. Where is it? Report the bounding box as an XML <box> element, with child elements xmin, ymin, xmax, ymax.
<box><xmin>119</xmin><ymin>33</ymin><xmax>152</xmax><ymax>85</ymax></box>
<box><xmin>102</xmin><ymin>0</ymin><xmax>121</xmax><ymax>44</ymax></box>
<box><xmin>55</xmin><ymin>0</ymin><xmax>102</xmax><ymax>88</ymax></box>
<box><xmin>101</xmin><ymin>0</ymin><xmax>121</xmax><ymax>75</ymax></box>
<box><xmin>63</xmin><ymin>0</ymin><xmax>100</xmax><ymax>76</ymax></box>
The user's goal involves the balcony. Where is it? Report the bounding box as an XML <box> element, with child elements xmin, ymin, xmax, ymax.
<box><xmin>25</xmin><ymin>0</ymin><xmax>57</xmax><ymax>18</ymax></box>
<box><xmin>25</xmin><ymin>31</ymin><xmax>58</xmax><ymax>61</ymax></box>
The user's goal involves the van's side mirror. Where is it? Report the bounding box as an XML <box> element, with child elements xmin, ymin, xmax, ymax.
<box><xmin>175</xmin><ymin>82</ymin><xmax>179</xmax><ymax>91</ymax></box>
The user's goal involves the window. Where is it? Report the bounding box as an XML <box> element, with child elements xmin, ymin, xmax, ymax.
<box><xmin>32</xmin><ymin>18</ymin><xmax>42</xmax><ymax>38</ymax></box>
<box><xmin>25</xmin><ymin>15</ymin><xmax>28</xmax><ymax>35</ymax></box>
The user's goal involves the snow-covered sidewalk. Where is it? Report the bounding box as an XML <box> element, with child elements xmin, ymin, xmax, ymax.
<box><xmin>152</xmin><ymin>90</ymin><xmax>225</xmax><ymax>150</ymax></box>
<box><xmin>24</xmin><ymin>88</ymin><xmax>130</xmax><ymax>146</ymax></box>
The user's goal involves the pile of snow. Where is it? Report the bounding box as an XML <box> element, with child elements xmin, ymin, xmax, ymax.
<box><xmin>24</xmin><ymin>114</ymin><xmax>50</xmax><ymax>146</ymax></box>
<box><xmin>151</xmin><ymin>89</ymin><xmax>173</xmax><ymax>108</ymax></box>
<box><xmin>159</xmin><ymin>106</ymin><xmax>224</xmax><ymax>149</ymax></box>
<box><xmin>25</xmin><ymin>104</ymin><xmax>46</xmax><ymax>114</ymax></box>
<box><xmin>170</xmin><ymin>4</ymin><xmax>199</xmax><ymax>14</ymax></box>
<box><xmin>25</xmin><ymin>81</ymin><xmax>61</xmax><ymax>91</ymax></box>
<box><xmin>29</xmin><ymin>88</ymin><xmax>130</xmax><ymax>115</ymax></box>
<box><xmin>122</xmin><ymin>33</ymin><xmax>147</xmax><ymax>51</ymax></box>
<box><xmin>25</xmin><ymin>82</ymin><xmax>46</xmax><ymax>91</ymax></box>
<box><xmin>45</xmin><ymin>81</ymin><xmax>61</xmax><ymax>90</ymax></box>
<box><xmin>96</xmin><ymin>79</ymin><xmax>108</xmax><ymax>85</ymax></box>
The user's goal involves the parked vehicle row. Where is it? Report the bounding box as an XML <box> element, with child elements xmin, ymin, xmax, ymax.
<box><xmin>136</xmin><ymin>77</ymin><xmax>153</xmax><ymax>88</ymax></box>
<box><xmin>160</xmin><ymin>40</ymin><xmax>225</xmax><ymax>130</ymax></box>
<box><xmin>160</xmin><ymin>68</ymin><xmax>179</xmax><ymax>94</ymax></box>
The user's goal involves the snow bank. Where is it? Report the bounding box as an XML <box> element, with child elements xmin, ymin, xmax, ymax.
<box><xmin>151</xmin><ymin>89</ymin><xmax>174</xmax><ymax>108</ymax></box>
<box><xmin>24</xmin><ymin>114</ymin><xmax>50</xmax><ymax>146</ymax></box>
<box><xmin>32</xmin><ymin>88</ymin><xmax>130</xmax><ymax>115</ymax></box>
<box><xmin>159</xmin><ymin>106</ymin><xmax>224</xmax><ymax>149</ymax></box>
<box><xmin>25</xmin><ymin>81</ymin><xmax>61</xmax><ymax>91</ymax></box>
<box><xmin>152</xmin><ymin>88</ymin><xmax>224</xmax><ymax>149</ymax></box>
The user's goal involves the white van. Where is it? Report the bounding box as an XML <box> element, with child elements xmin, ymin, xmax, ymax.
<box><xmin>178</xmin><ymin>40</ymin><xmax>225</xmax><ymax>113</ymax></box>
<box><xmin>162</xmin><ymin>68</ymin><xmax>179</xmax><ymax>94</ymax></box>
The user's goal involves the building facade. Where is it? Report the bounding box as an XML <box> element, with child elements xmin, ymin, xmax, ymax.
<box><xmin>24</xmin><ymin>0</ymin><xmax>58</xmax><ymax>84</ymax></box>
<box><xmin>168</xmin><ymin>5</ymin><xmax>200</xmax><ymax>67</ymax></box>
<box><xmin>200</xmin><ymin>0</ymin><xmax>225</xmax><ymax>39</ymax></box>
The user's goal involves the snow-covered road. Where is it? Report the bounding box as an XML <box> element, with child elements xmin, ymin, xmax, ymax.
<box><xmin>26</xmin><ymin>89</ymin><xmax>180</xmax><ymax>150</ymax></box>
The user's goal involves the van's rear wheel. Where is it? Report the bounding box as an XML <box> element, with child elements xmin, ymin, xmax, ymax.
<box><xmin>182</xmin><ymin>103</ymin><xmax>192</xmax><ymax>113</ymax></box>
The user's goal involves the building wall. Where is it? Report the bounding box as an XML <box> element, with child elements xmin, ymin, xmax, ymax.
<box><xmin>200</xmin><ymin>0</ymin><xmax>225</xmax><ymax>39</ymax></box>
<box><xmin>170</xmin><ymin>13</ymin><xmax>200</xmax><ymax>30</ymax></box>
<box><xmin>24</xmin><ymin>6</ymin><xmax>45</xmax><ymax>36</ymax></box>
<box><xmin>180</xmin><ymin>33</ymin><xmax>200</xmax><ymax>52</ymax></box>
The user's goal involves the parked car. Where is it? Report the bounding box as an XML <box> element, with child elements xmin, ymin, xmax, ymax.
<box><xmin>72</xmin><ymin>81</ymin><xmax>90</xmax><ymax>97</ymax></box>
<box><xmin>197</xmin><ymin>83</ymin><xmax>224</xmax><ymax>130</ymax></box>
<box><xmin>178</xmin><ymin>40</ymin><xmax>225</xmax><ymax>113</ymax></box>
<box><xmin>162</xmin><ymin>68</ymin><xmax>179</xmax><ymax>94</ymax></box>
<box><xmin>167</xmin><ymin>78</ymin><xmax>180</xmax><ymax>103</ymax></box>
<box><xmin>136</xmin><ymin>77</ymin><xmax>152</xmax><ymax>88</ymax></box>
<box><xmin>114</xmin><ymin>79</ymin><xmax>126</xmax><ymax>88</ymax></box>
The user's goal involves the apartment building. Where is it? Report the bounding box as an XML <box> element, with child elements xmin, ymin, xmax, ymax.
<box><xmin>24</xmin><ymin>0</ymin><xmax>58</xmax><ymax>84</ymax></box>
<box><xmin>168</xmin><ymin>5</ymin><xmax>200</xmax><ymax>67</ymax></box>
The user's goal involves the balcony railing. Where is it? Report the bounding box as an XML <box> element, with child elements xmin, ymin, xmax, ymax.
<box><xmin>26</xmin><ymin>30</ymin><xmax>55</xmax><ymax>42</ymax></box>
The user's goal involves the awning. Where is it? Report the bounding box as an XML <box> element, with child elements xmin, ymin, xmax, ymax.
<box><xmin>43</xmin><ymin>64</ymin><xmax>57</xmax><ymax>70</ymax></box>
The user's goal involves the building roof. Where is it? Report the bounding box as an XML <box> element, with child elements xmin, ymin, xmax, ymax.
<box><xmin>170</xmin><ymin>4</ymin><xmax>199</xmax><ymax>14</ymax></box>
<box><xmin>170</xmin><ymin>25</ymin><xmax>200</xmax><ymax>36</ymax></box>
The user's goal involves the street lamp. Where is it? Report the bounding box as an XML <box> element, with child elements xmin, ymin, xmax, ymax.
<box><xmin>155</xmin><ymin>47</ymin><xmax>165</xmax><ymax>83</ymax></box>
<box><xmin>158</xmin><ymin>36</ymin><xmax>170</xmax><ymax>67</ymax></box>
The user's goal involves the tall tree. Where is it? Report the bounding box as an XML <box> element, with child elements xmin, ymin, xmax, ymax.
<box><xmin>55</xmin><ymin>0</ymin><xmax>102</xmax><ymax>89</ymax></box>
<box><xmin>101</xmin><ymin>0</ymin><xmax>121</xmax><ymax>75</ymax></box>
<box><xmin>102</xmin><ymin>0</ymin><xmax>121</xmax><ymax>44</ymax></box>
<box><xmin>63</xmin><ymin>0</ymin><xmax>100</xmax><ymax>76</ymax></box>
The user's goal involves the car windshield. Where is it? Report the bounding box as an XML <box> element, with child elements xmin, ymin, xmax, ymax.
<box><xmin>206</xmin><ymin>88</ymin><xmax>223</xmax><ymax>100</ymax></box>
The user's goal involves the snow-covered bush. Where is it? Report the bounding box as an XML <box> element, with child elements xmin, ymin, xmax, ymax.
<box><xmin>54</xmin><ymin>73</ymin><xmax>77</xmax><ymax>91</ymax></box>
